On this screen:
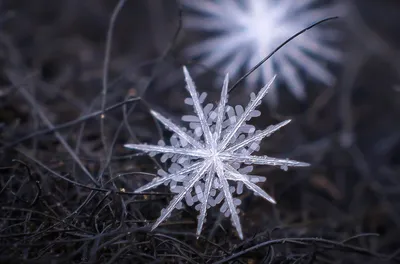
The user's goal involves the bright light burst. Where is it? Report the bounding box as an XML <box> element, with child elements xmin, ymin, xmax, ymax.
<box><xmin>125</xmin><ymin>67</ymin><xmax>309</xmax><ymax>239</ymax></box>
<box><xmin>182</xmin><ymin>0</ymin><xmax>344</xmax><ymax>103</ymax></box>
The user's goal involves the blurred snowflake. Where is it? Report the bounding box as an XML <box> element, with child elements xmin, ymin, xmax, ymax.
<box><xmin>182</xmin><ymin>0</ymin><xmax>345</xmax><ymax>103</ymax></box>
<box><xmin>125</xmin><ymin>67</ymin><xmax>309</xmax><ymax>239</ymax></box>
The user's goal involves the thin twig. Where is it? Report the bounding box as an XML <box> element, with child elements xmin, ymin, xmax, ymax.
<box><xmin>100</xmin><ymin>0</ymin><xmax>128</xmax><ymax>156</ymax></box>
<box><xmin>2</xmin><ymin>97</ymin><xmax>140</xmax><ymax>149</ymax></box>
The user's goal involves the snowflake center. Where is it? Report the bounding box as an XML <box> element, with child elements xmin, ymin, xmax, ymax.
<box><xmin>207</xmin><ymin>146</ymin><xmax>220</xmax><ymax>160</ymax></box>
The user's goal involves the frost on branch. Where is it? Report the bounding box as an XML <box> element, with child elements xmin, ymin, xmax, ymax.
<box><xmin>125</xmin><ymin>67</ymin><xmax>309</xmax><ymax>239</ymax></box>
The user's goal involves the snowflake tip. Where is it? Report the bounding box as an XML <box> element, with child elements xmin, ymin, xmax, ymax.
<box><xmin>124</xmin><ymin>143</ymin><xmax>136</xmax><ymax>149</ymax></box>
<box><xmin>292</xmin><ymin>161</ymin><xmax>310</xmax><ymax>167</ymax></box>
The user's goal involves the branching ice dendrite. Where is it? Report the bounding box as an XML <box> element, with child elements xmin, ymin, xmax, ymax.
<box><xmin>125</xmin><ymin>67</ymin><xmax>309</xmax><ymax>239</ymax></box>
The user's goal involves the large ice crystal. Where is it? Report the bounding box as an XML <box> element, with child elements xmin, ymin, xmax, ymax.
<box><xmin>125</xmin><ymin>67</ymin><xmax>309</xmax><ymax>239</ymax></box>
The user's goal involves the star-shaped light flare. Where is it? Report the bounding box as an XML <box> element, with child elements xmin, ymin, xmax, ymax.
<box><xmin>182</xmin><ymin>0</ymin><xmax>345</xmax><ymax>103</ymax></box>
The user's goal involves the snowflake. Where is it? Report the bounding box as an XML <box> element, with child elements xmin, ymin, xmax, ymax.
<box><xmin>182</xmin><ymin>0</ymin><xmax>345</xmax><ymax>103</ymax></box>
<box><xmin>125</xmin><ymin>67</ymin><xmax>309</xmax><ymax>239</ymax></box>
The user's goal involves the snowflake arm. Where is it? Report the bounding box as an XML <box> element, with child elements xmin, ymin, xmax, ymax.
<box><xmin>225</xmin><ymin>164</ymin><xmax>276</xmax><ymax>204</ymax></box>
<box><xmin>225</xmin><ymin>153</ymin><xmax>310</xmax><ymax>167</ymax></box>
<box><xmin>183</xmin><ymin>66</ymin><xmax>213</xmax><ymax>146</ymax></box>
<box><xmin>134</xmin><ymin>162</ymin><xmax>203</xmax><ymax>193</ymax></box>
<box><xmin>196</xmin><ymin>168</ymin><xmax>214</xmax><ymax>236</ymax></box>
<box><xmin>150</xmin><ymin>109</ymin><xmax>203</xmax><ymax>149</ymax></box>
<box><xmin>214</xmin><ymin>73</ymin><xmax>229</xmax><ymax>138</ymax></box>
<box><xmin>124</xmin><ymin>143</ymin><xmax>208</xmax><ymax>158</ymax></box>
<box><xmin>215</xmin><ymin>159</ymin><xmax>243</xmax><ymax>239</ymax></box>
<box><xmin>151</xmin><ymin>161</ymin><xmax>212</xmax><ymax>231</ymax></box>
<box><xmin>226</xmin><ymin>119</ymin><xmax>292</xmax><ymax>152</ymax></box>
<box><xmin>220</xmin><ymin>75</ymin><xmax>276</xmax><ymax>150</ymax></box>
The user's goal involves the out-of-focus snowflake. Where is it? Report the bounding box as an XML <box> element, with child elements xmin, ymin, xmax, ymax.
<box><xmin>182</xmin><ymin>0</ymin><xmax>345</xmax><ymax>103</ymax></box>
<box><xmin>125</xmin><ymin>67</ymin><xmax>309</xmax><ymax>239</ymax></box>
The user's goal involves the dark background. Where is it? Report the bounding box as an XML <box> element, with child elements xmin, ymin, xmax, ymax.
<box><xmin>1</xmin><ymin>0</ymin><xmax>400</xmax><ymax>263</ymax></box>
